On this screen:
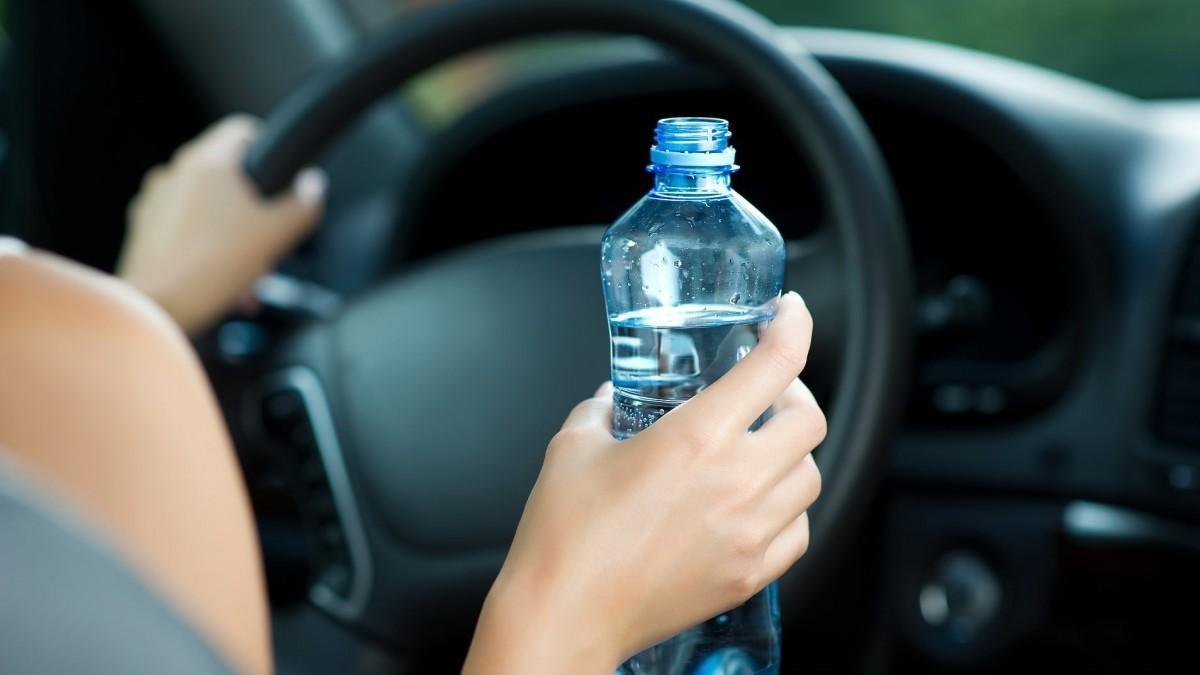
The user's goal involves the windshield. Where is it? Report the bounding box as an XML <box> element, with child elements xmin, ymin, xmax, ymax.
<box><xmin>745</xmin><ymin>0</ymin><xmax>1200</xmax><ymax>99</ymax></box>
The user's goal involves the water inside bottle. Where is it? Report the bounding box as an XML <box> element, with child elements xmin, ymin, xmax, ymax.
<box><xmin>609</xmin><ymin>303</ymin><xmax>774</xmax><ymax>439</ymax></box>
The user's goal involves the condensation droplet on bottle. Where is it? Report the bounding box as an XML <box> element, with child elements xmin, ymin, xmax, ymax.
<box><xmin>730</xmin><ymin>293</ymin><xmax>741</xmax><ymax>304</ymax></box>
<box><xmin>673</xmin><ymin>259</ymin><xmax>682</xmax><ymax>268</ymax></box>
<box><xmin>661</xmin><ymin>256</ymin><xmax>667</xmax><ymax>264</ymax></box>
<box><xmin>641</xmin><ymin>284</ymin><xmax>649</xmax><ymax>291</ymax></box>
<box><xmin>623</xmin><ymin>239</ymin><xmax>637</xmax><ymax>250</ymax></box>
<box><xmin>764</xmin><ymin>238</ymin><xmax>775</xmax><ymax>246</ymax></box>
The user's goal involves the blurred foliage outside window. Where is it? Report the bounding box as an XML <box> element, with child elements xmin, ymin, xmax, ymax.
<box><xmin>399</xmin><ymin>0</ymin><xmax>1199</xmax><ymax>126</ymax></box>
<box><xmin>746</xmin><ymin>0</ymin><xmax>1200</xmax><ymax>99</ymax></box>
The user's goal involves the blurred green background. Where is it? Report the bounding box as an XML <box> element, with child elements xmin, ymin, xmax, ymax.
<box><xmin>2</xmin><ymin>0</ymin><xmax>1197</xmax><ymax>98</ymax></box>
<box><xmin>743</xmin><ymin>0</ymin><xmax>1200</xmax><ymax>98</ymax></box>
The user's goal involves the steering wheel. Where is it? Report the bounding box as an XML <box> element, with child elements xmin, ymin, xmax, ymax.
<box><xmin>243</xmin><ymin>0</ymin><xmax>911</xmax><ymax>655</ymax></box>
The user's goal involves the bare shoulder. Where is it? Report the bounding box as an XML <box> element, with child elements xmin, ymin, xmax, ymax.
<box><xmin>0</xmin><ymin>240</ymin><xmax>272</xmax><ymax>675</ymax></box>
<box><xmin>0</xmin><ymin>241</ymin><xmax>191</xmax><ymax>363</ymax></box>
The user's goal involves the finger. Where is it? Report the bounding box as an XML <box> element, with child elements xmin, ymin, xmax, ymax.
<box><xmin>141</xmin><ymin>165</ymin><xmax>169</xmax><ymax>190</ymax></box>
<box><xmin>769</xmin><ymin>377</ymin><xmax>817</xmax><ymax>418</ymax></box>
<box><xmin>203</xmin><ymin>114</ymin><xmax>259</xmax><ymax>149</ymax></box>
<box><xmin>181</xmin><ymin>115</ymin><xmax>260</xmax><ymax>168</ymax></box>
<box><xmin>762</xmin><ymin>511</ymin><xmax>810</xmax><ymax>583</ymax></box>
<box><xmin>752</xmin><ymin>381</ymin><xmax>826</xmax><ymax>464</ymax></box>
<box><xmin>259</xmin><ymin>168</ymin><xmax>327</xmax><ymax>241</ymax></box>
<box><xmin>665</xmin><ymin>292</ymin><xmax>812</xmax><ymax>437</ymax></box>
<box><xmin>558</xmin><ymin>385</ymin><xmax>615</xmax><ymax>436</ymax></box>
<box><xmin>127</xmin><ymin>165</ymin><xmax>172</xmax><ymax>218</ymax></box>
<box><xmin>760</xmin><ymin>455</ymin><xmax>821</xmax><ymax>533</ymax></box>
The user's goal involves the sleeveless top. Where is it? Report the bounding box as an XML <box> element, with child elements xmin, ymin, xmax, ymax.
<box><xmin>0</xmin><ymin>236</ymin><xmax>28</xmax><ymax>257</ymax></box>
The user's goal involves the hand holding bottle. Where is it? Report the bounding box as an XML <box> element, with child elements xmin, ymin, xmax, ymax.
<box><xmin>463</xmin><ymin>292</ymin><xmax>824</xmax><ymax>675</ymax></box>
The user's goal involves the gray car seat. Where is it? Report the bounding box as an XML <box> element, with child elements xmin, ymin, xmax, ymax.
<box><xmin>0</xmin><ymin>457</ymin><xmax>233</xmax><ymax>674</ymax></box>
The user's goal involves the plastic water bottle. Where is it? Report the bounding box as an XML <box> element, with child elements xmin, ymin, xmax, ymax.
<box><xmin>602</xmin><ymin>118</ymin><xmax>786</xmax><ymax>675</ymax></box>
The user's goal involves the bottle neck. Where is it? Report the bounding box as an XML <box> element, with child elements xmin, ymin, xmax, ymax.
<box><xmin>651</xmin><ymin>166</ymin><xmax>733</xmax><ymax>197</ymax></box>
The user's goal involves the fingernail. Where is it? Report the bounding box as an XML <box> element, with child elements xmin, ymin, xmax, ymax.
<box><xmin>777</xmin><ymin>291</ymin><xmax>804</xmax><ymax>315</ymax></box>
<box><xmin>294</xmin><ymin>167</ymin><xmax>328</xmax><ymax>203</ymax></box>
<box><xmin>594</xmin><ymin>381</ymin><xmax>614</xmax><ymax>398</ymax></box>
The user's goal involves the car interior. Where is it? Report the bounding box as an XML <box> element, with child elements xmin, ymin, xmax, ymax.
<box><xmin>2</xmin><ymin>0</ymin><xmax>1200</xmax><ymax>673</ymax></box>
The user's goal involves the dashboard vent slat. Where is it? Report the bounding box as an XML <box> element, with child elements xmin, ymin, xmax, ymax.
<box><xmin>1155</xmin><ymin>225</ymin><xmax>1200</xmax><ymax>449</ymax></box>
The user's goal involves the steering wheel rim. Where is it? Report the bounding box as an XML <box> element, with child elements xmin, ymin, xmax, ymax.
<box><xmin>244</xmin><ymin>0</ymin><xmax>911</xmax><ymax>653</ymax></box>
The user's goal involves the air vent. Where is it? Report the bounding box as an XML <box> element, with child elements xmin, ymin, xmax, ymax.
<box><xmin>256</xmin><ymin>368</ymin><xmax>372</xmax><ymax>619</ymax></box>
<box><xmin>1155</xmin><ymin>226</ymin><xmax>1200</xmax><ymax>448</ymax></box>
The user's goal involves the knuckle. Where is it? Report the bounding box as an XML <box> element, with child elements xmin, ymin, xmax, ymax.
<box><xmin>675</xmin><ymin>422</ymin><xmax>723</xmax><ymax>455</ymax></box>
<box><xmin>180</xmin><ymin>149</ymin><xmax>229</xmax><ymax>178</ymax></box>
<box><xmin>198</xmin><ymin>148</ymin><xmax>235</xmax><ymax>172</ymax></box>
<box><xmin>728</xmin><ymin>471</ymin><xmax>764</xmax><ymax>506</ymax></box>
<box><xmin>809</xmin><ymin>407</ymin><xmax>828</xmax><ymax>444</ymax></box>
<box><xmin>728</xmin><ymin>528</ymin><xmax>761</xmax><ymax>561</ymax></box>
<box><xmin>143</xmin><ymin>166</ymin><xmax>166</xmax><ymax>186</ymax></box>
<box><xmin>726</xmin><ymin>568</ymin><xmax>762</xmax><ymax>603</ymax></box>
<box><xmin>783</xmin><ymin>400</ymin><xmax>826</xmax><ymax>445</ymax></box>
<box><xmin>796</xmin><ymin>523</ymin><xmax>812</xmax><ymax>559</ymax></box>
<box><xmin>788</xmin><ymin>537</ymin><xmax>810</xmax><ymax>566</ymax></box>
<box><xmin>222</xmin><ymin>114</ymin><xmax>260</xmax><ymax>135</ymax></box>
<box><xmin>569</xmin><ymin>399</ymin><xmax>600</xmax><ymax>421</ymax></box>
<box><xmin>806</xmin><ymin>456</ymin><xmax>823</xmax><ymax>500</ymax></box>
<box><xmin>547</xmin><ymin>428</ymin><xmax>581</xmax><ymax>455</ymax></box>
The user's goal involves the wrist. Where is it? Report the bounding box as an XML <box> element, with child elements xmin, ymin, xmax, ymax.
<box><xmin>464</xmin><ymin>562</ymin><xmax>621</xmax><ymax>675</ymax></box>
